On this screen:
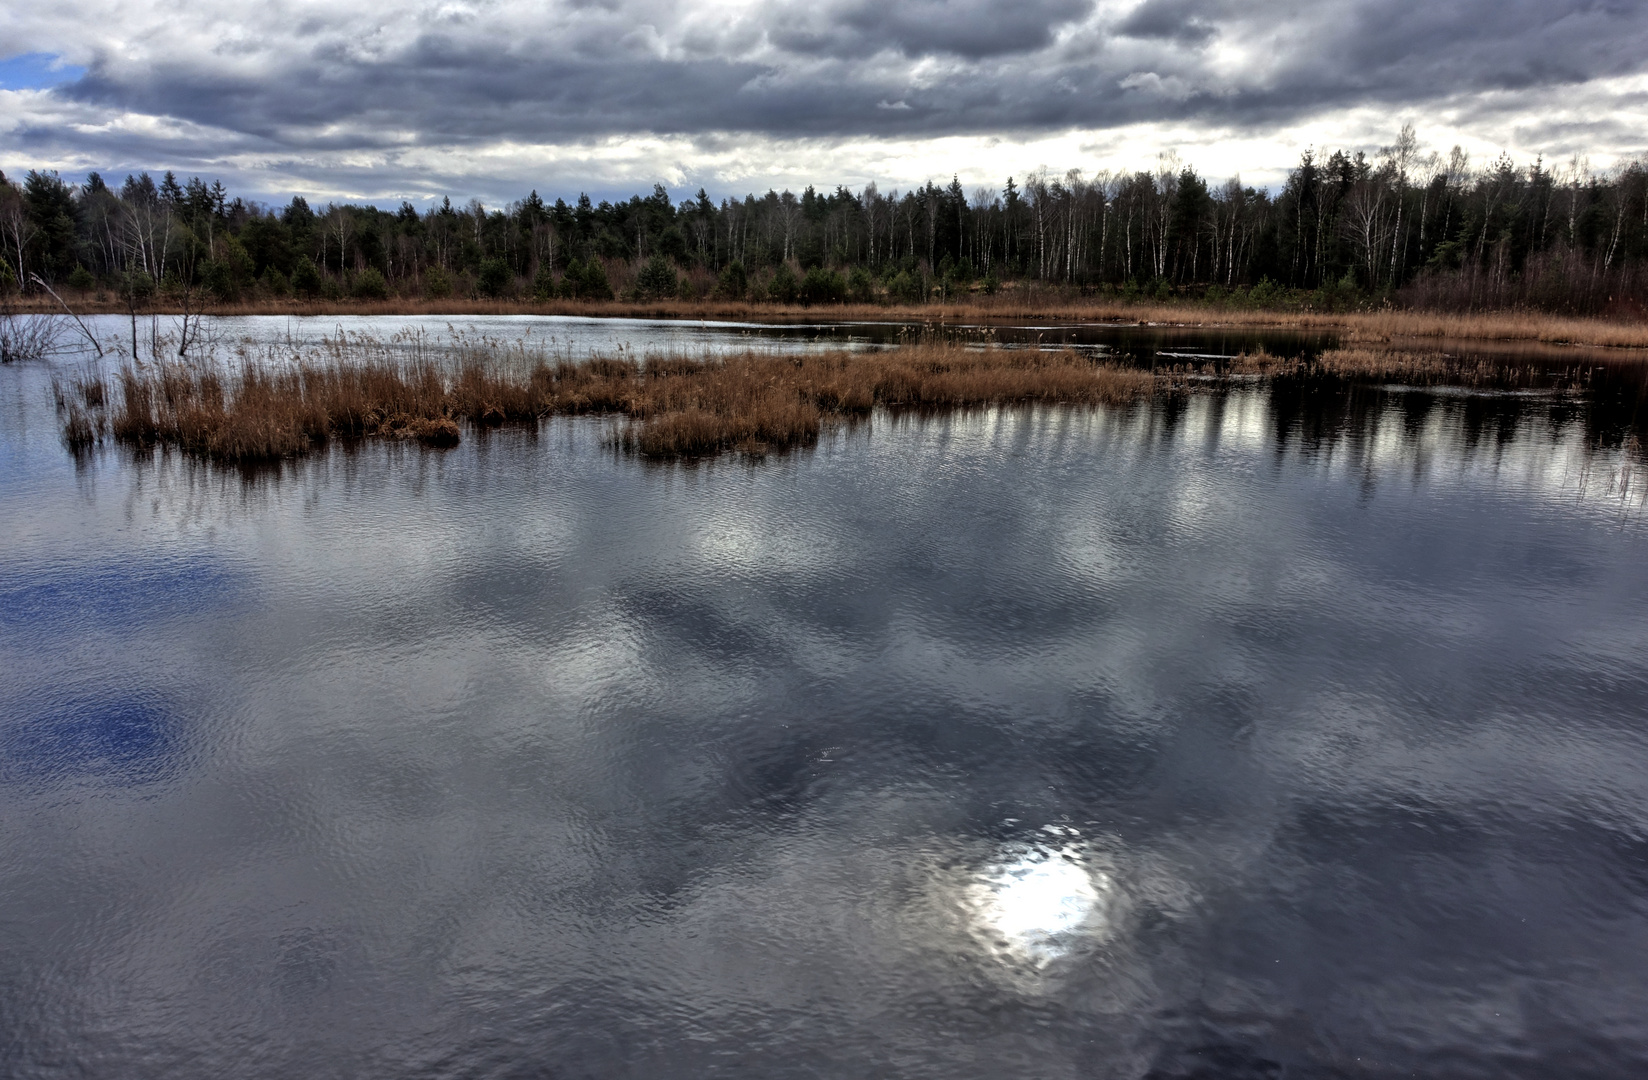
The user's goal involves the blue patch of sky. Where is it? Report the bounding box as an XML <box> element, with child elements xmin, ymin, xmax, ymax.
<box><xmin>0</xmin><ymin>693</ymin><xmax>184</xmax><ymax>789</ymax></box>
<box><xmin>0</xmin><ymin>52</ymin><xmax>86</xmax><ymax>91</ymax></box>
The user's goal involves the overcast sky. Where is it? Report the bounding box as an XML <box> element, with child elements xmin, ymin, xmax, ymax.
<box><xmin>2</xmin><ymin>0</ymin><xmax>1645</xmax><ymax>206</ymax></box>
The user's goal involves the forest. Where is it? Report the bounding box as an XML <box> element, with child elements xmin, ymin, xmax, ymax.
<box><xmin>3</xmin><ymin>127</ymin><xmax>1646</xmax><ymax>316</ymax></box>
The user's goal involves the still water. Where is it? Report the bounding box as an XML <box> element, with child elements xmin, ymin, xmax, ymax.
<box><xmin>3</xmin><ymin>318</ymin><xmax>1648</xmax><ymax>1078</ymax></box>
<box><xmin>66</xmin><ymin>311</ymin><xmax>1338</xmax><ymax>364</ymax></box>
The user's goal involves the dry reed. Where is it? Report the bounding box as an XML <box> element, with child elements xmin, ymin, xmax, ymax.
<box><xmin>51</xmin><ymin>374</ymin><xmax>108</xmax><ymax>451</ymax></box>
<box><xmin>87</xmin><ymin>344</ymin><xmax>1157</xmax><ymax>462</ymax></box>
<box><xmin>1229</xmin><ymin>347</ymin><xmax>1563</xmax><ymax>388</ymax></box>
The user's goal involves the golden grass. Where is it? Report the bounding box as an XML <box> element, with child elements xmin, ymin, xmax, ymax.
<box><xmin>1228</xmin><ymin>346</ymin><xmax>1565</xmax><ymax>388</ymax></box>
<box><xmin>86</xmin><ymin>344</ymin><xmax>1157</xmax><ymax>462</ymax></box>
<box><xmin>110</xmin><ymin>362</ymin><xmax>465</xmax><ymax>458</ymax></box>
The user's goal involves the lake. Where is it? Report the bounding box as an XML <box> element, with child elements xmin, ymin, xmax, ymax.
<box><xmin>3</xmin><ymin>316</ymin><xmax>1648</xmax><ymax>1078</ymax></box>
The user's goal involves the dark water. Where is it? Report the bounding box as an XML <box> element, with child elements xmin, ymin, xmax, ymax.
<box><xmin>4</xmin><ymin>324</ymin><xmax>1648</xmax><ymax>1078</ymax></box>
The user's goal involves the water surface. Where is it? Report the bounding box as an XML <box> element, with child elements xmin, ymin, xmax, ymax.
<box><xmin>68</xmin><ymin>310</ymin><xmax>1340</xmax><ymax>364</ymax></box>
<box><xmin>4</xmin><ymin>320</ymin><xmax>1648</xmax><ymax>1078</ymax></box>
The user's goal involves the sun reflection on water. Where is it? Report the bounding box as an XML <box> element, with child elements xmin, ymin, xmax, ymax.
<box><xmin>965</xmin><ymin>825</ymin><xmax>1114</xmax><ymax>965</ymax></box>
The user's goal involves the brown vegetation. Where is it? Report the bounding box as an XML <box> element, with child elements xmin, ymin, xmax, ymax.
<box><xmin>51</xmin><ymin>375</ymin><xmax>107</xmax><ymax>451</ymax></box>
<box><xmin>64</xmin><ymin>333</ymin><xmax>1628</xmax><ymax>463</ymax></box>
<box><xmin>1227</xmin><ymin>346</ymin><xmax>1580</xmax><ymax>389</ymax></box>
<box><xmin>77</xmin><ymin>344</ymin><xmax>1158</xmax><ymax>462</ymax></box>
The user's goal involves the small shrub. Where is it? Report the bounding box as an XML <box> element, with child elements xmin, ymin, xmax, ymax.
<box><xmin>633</xmin><ymin>255</ymin><xmax>679</xmax><ymax>300</ymax></box>
<box><xmin>583</xmin><ymin>259</ymin><xmax>612</xmax><ymax>300</ymax></box>
<box><xmin>423</xmin><ymin>265</ymin><xmax>452</xmax><ymax>299</ymax></box>
<box><xmin>767</xmin><ymin>263</ymin><xmax>799</xmax><ymax>304</ymax></box>
<box><xmin>202</xmin><ymin>260</ymin><xmax>236</xmax><ymax>301</ymax></box>
<box><xmin>1328</xmin><ymin>272</ymin><xmax>1361</xmax><ymax>312</ymax></box>
<box><xmin>351</xmin><ymin>266</ymin><xmax>389</xmax><ymax>300</ymax></box>
<box><xmin>116</xmin><ymin>270</ymin><xmax>155</xmax><ymax>306</ymax></box>
<box><xmin>559</xmin><ymin>258</ymin><xmax>613</xmax><ymax>300</ymax></box>
<box><xmin>292</xmin><ymin>259</ymin><xmax>322</xmax><ymax>297</ymax></box>
<box><xmin>555</xmin><ymin>261</ymin><xmax>581</xmax><ymax>299</ymax></box>
<box><xmin>799</xmin><ymin>266</ymin><xmax>845</xmax><ymax>305</ymax></box>
<box><xmin>717</xmin><ymin>261</ymin><xmax>748</xmax><ymax>299</ymax></box>
<box><xmin>261</xmin><ymin>267</ymin><xmax>291</xmax><ymax>296</ymax></box>
<box><xmin>847</xmin><ymin>266</ymin><xmax>874</xmax><ymax>303</ymax></box>
<box><xmin>532</xmin><ymin>262</ymin><xmax>557</xmax><ymax>300</ymax></box>
<box><xmin>67</xmin><ymin>265</ymin><xmax>95</xmax><ymax>292</ymax></box>
<box><xmin>477</xmin><ymin>258</ymin><xmax>514</xmax><ymax>298</ymax></box>
<box><xmin>887</xmin><ymin>270</ymin><xmax>922</xmax><ymax>304</ymax></box>
<box><xmin>224</xmin><ymin>239</ymin><xmax>255</xmax><ymax>289</ymax></box>
<box><xmin>1247</xmin><ymin>276</ymin><xmax>1280</xmax><ymax>309</ymax></box>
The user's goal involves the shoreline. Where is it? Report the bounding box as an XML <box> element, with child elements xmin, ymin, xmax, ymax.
<box><xmin>12</xmin><ymin>295</ymin><xmax>1648</xmax><ymax>352</ymax></box>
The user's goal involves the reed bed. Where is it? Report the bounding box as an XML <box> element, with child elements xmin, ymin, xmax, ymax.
<box><xmin>66</xmin><ymin>338</ymin><xmax>1611</xmax><ymax>462</ymax></box>
<box><xmin>75</xmin><ymin>344</ymin><xmax>1158</xmax><ymax>462</ymax></box>
<box><xmin>1228</xmin><ymin>347</ymin><xmax>1566</xmax><ymax>389</ymax></box>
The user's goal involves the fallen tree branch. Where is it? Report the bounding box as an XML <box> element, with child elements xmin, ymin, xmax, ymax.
<box><xmin>29</xmin><ymin>274</ymin><xmax>103</xmax><ymax>358</ymax></box>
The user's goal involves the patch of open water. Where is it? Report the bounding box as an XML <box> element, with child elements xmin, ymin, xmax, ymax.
<box><xmin>65</xmin><ymin>311</ymin><xmax>1342</xmax><ymax>363</ymax></box>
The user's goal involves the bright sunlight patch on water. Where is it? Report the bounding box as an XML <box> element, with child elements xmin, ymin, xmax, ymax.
<box><xmin>965</xmin><ymin>826</ymin><xmax>1114</xmax><ymax>965</ymax></box>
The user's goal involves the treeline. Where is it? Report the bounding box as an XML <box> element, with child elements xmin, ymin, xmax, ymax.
<box><xmin>3</xmin><ymin>127</ymin><xmax>1646</xmax><ymax>314</ymax></box>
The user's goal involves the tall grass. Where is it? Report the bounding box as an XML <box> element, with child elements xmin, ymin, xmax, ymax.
<box><xmin>52</xmin><ymin>374</ymin><xmax>107</xmax><ymax>451</ymax></box>
<box><xmin>1228</xmin><ymin>347</ymin><xmax>1580</xmax><ymax>389</ymax></box>
<box><xmin>84</xmin><ymin>344</ymin><xmax>1157</xmax><ymax>461</ymax></box>
<box><xmin>110</xmin><ymin>362</ymin><xmax>459</xmax><ymax>458</ymax></box>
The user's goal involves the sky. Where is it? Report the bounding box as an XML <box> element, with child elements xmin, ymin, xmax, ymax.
<box><xmin>1</xmin><ymin>0</ymin><xmax>1646</xmax><ymax>207</ymax></box>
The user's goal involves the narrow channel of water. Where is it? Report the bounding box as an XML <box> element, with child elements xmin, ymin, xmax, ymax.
<box><xmin>3</xmin><ymin>318</ymin><xmax>1648</xmax><ymax>1078</ymax></box>
<box><xmin>63</xmin><ymin>311</ymin><xmax>1338</xmax><ymax>362</ymax></box>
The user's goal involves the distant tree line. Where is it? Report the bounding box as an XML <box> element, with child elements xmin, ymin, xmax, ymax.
<box><xmin>3</xmin><ymin>127</ymin><xmax>1646</xmax><ymax>314</ymax></box>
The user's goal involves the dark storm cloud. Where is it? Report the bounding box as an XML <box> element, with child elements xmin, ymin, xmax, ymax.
<box><xmin>1115</xmin><ymin>0</ymin><xmax>1221</xmax><ymax>45</ymax></box>
<box><xmin>770</xmin><ymin>0</ymin><xmax>1093</xmax><ymax>59</ymax></box>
